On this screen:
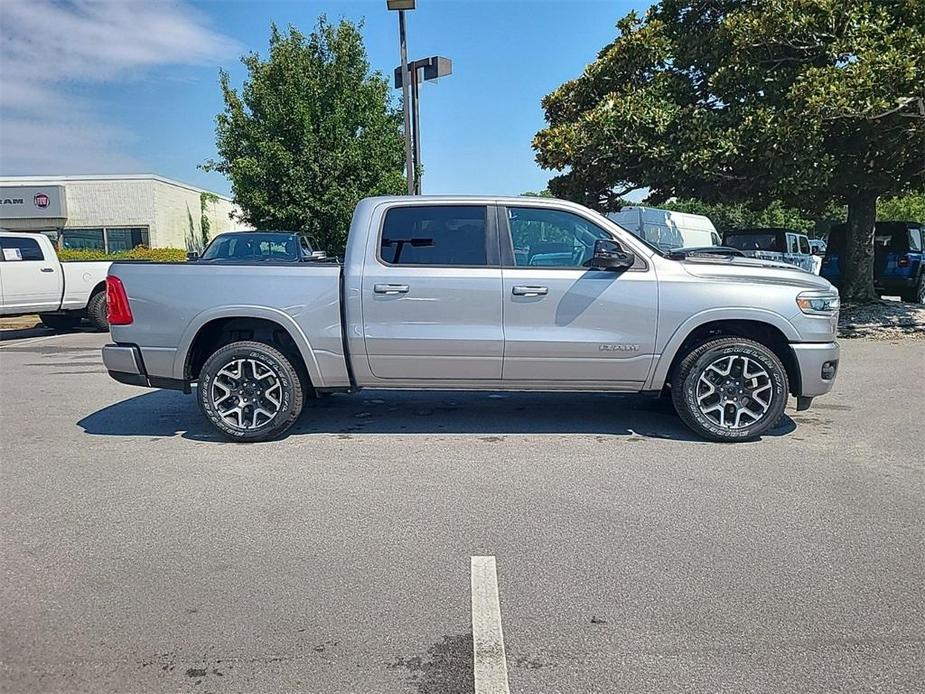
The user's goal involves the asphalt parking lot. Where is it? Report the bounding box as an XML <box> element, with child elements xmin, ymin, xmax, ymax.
<box><xmin>1</xmin><ymin>329</ymin><xmax>923</xmax><ymax>693</ymax></box>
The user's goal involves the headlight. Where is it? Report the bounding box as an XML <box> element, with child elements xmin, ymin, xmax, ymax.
<box><xmin>796</xmin><ymin>290</ymin><xmax>840</xmax><ymax>315</ymax></box>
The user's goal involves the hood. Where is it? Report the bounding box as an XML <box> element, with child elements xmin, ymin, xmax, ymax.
<box><xmin>677</xmin><ymin>255</ymin><xmax>835</xmax><ymax>291</ymax></box>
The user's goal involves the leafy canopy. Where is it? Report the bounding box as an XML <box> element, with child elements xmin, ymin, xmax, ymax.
<box><xmin>535</xmin><ymin>0</ymin><xmax>925</xmax><ymax>211</ymax></box>
<box><xmin>203</xmin><ymin>19</ymin><xmax>406</xmax><ymax>253</ymax></box>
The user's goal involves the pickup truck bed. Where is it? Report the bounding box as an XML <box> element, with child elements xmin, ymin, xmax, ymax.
<box><xmin>104</xmin><ymin>261</ymin><xmax>349</xmax><ymax>390</ymax></box>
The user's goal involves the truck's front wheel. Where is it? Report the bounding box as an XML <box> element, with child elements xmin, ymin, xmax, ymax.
<box><xmin>670</xmin><ymin>337</ymin><xmax>788</xmax><ymax>442</ymax></box>
<box><xmin>197</xmin><ymin>341</ymin><xmax>305</xmax><ymax>442</ymax></box>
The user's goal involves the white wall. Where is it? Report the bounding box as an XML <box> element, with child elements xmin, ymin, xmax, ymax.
<box><xmin>151</xmin><ymin>180</ymin><xmax>251</xmax><ymax>250</ymax></box>
<box><xmin>0</xmin><ymin>176</ymin><xmax>252</xmax><ymax>249</ymax></box>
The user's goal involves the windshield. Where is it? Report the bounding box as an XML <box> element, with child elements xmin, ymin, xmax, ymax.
<box><xmin>724</xmin><ymin>233</ymin><xmax>783</xmax><ymax>252</ymax></box>
<box><xmin>200</xmin><ymin>233</ymin><xmax>302</xmax><ymax>262</ymax></box>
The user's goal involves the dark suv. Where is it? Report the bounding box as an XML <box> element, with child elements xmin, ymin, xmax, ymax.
<box><xmin>822</xmin><ymin>221</ymin><xmax>924</xmax><ymax>303</ymax></box>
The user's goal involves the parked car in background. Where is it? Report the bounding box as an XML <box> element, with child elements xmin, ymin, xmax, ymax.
<box><xmin>723</xmin><ymin>228</ymin><xmax>818</xmax><ymax>274</ymax></box>
<box><xmin>607</xmin><ymin>206</ymin><xmax>721</xmax><ymax>252</ymax></box>
<box><xmin>103</xmin><ymin>195</ymin><xmax>840</xmax><ymax>444</ymax></box>
<box><xmin>190</xmin><ymin>231</ymin><xmax>325</xmax><ymax>263</ymax></box>
<box><xmin>809</xmin><ymin>239</ymin><xmax>827</xmax><ymax>256</ymax></box>
<box><xmin>0</xmin><ymin>231</ymin><xmax>110</xmax><ymax>330</ymax></box>
<box><xmin>821</xmin><ymin>221</ymin><xmax>924</xmax><ymax>303</ymax></box>
<box><xmin>666</xmin><ymin>246</ymin><xmax>745</xmax><ymax>259</ymax></box>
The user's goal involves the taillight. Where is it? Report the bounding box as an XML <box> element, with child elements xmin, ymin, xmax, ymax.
<box><xmin>898</xmin><ymin>255</ymin><xmax>910</xmax><ymax>268</ymax></box>
<box><xmin>106</xmin><ymin>275</ymin><xmax>133</xmax><ymax>325</ymax></box>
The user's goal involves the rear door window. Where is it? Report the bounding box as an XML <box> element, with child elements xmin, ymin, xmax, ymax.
<box><xmin>380</xmin><ymin>205</ymin><xmax>488</xmax><ymax>266</ymax></box>
<box><xmin>0</xmin><ymin>236</ymin><xmax>45</xmax><ymax>261</ymax></box>
<box><xmin>798</xmin><ymin>236</ymin><xmax>811</xmax><ymax>255</ymax></box>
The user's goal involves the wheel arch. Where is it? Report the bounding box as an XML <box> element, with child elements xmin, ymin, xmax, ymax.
<box><xmin>176</xmin><ymin>308</ymin><xmax>323</xmax><ymax>387</ymax></box>
<box><xmin>89</xmin><ymin>280</ymin><xmax>106</xmax><ymax>299</ymax></box>
<box><xmin>650</xmin><ymin>311</ymin><xmax>801</xmax><ymax>396</ymax></box>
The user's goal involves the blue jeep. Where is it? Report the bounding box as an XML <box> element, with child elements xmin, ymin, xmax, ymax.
<box><xmin>822</xmin><ymin>221</ymin><xmax>924</xmax><ymax>303</ymax></box>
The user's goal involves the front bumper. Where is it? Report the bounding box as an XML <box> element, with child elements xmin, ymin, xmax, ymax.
<box><xmin>790</xmin><ymin>341</ymin><xmax>839</xmax><ymax>398</ymax></box>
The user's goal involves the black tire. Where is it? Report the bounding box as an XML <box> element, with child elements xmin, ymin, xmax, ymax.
<box><xmin>197</xmin><ymin>340</ymin><xmax>305</xmax><ymax>442</ymax></box>
<box><xmin>87</xmin><ymin>290</ymin><xmax>109</xmax><ymax>331</ymax></box>
<box><xmin>670</xmin><ymin>337</ymin><xmax>789</xmax><ymax>442</ymax></box>
<box><xmin>39</xmin><ymin>313</ymin><xmax>80</xmax><ymax>331</ymax></box>
<box><xmin>905</xmin><ymin>276</ymin><xmax>925</xmax><ymax>304</ymax></box>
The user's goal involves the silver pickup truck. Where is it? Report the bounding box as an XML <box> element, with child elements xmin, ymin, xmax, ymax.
<box><xmin>102</xmin><ymin>196</ymin><xmax>840</xmax><ymax>442</ymax></box>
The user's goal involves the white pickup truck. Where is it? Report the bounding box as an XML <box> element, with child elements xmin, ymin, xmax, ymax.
<box><xmin>0</xmin><ymin>231</ymin><xmax>110</xmax><ymax>330</ymax></box>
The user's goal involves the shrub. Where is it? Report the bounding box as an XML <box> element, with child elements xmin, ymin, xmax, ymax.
<box><xmin>57</xmin><ymin>247</ymin><xmax>188</xmax><ymax>263</ymax></box>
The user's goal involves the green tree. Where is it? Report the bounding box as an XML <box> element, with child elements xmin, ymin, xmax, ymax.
<box><xmin>200</xmin><ymin>192</ymin><xmax>219</xmax><ymax>248</ymax></box>
<box><xmin>203</xmin><ymin>19</ymin><xmax>406</xmax><ymax>253</ymax></box>
<box><xmin>534</xmin><ymin>0</ymin><xmax>925</xmax><ymax>302</ymax></box>
<box><xmin>878</xmin><ymin>189</ymin><xmax>925</xmax><ymax>222</ymax></box>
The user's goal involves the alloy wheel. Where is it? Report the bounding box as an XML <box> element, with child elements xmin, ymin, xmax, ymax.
<box><xmin>695</xmin><ymin>354</ymin><xmax>773</xmax><ymax>429</ymax></box>
<box><xmin>210</xmin><ymin>358</ymin><xmax>283</xmax><ymax>430</ymax></box>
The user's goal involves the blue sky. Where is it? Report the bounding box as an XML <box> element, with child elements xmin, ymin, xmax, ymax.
<box><xmin>0</xmin><ymin>1</ymin><xmax>645</xmax><ymax>197</ymax></box>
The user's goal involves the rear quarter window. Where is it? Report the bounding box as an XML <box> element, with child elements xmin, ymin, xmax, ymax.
<box><xmin>908</xmin><ymin>227</ymin><xmax>923</xmax><ymax>252</ymax></box>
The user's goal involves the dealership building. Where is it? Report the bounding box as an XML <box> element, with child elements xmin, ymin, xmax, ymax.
<box><xmin>0</xmin><ymin>174</ymin><xmax>251</xmax><ymax>252</ymax></box>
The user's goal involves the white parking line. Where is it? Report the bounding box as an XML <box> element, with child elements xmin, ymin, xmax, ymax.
<box><xmin>471</xmin><ymin>556</ymin><xmax>511</xmax><ymax>694</ymax></box>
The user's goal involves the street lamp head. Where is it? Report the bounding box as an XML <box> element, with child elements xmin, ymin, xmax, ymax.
<box><xmin>386</xmin><ymin>0</ymin><xmax>416</xmax><ymax>10</ymax></box>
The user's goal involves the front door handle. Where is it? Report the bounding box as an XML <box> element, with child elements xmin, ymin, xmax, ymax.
<box><xmin>374</xmin><ymin>283</ymin><xmax>409</xmax><ymax>295</ymax></box>
<box><xmin>40</xmin><ymin>267</ymin><xmax>55</xmax><ymax>273</ymax></box>
<box><xmin>512</xmin><ymin>285</ymin><xmax>548</xmax><ymax>297</ymax></box>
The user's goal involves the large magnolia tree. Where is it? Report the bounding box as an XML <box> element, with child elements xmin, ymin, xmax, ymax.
<box><xmin>203</xmin><ymin>19</ymin><xmax>406</xmax><ymax>253</ymax></box>
<box><xmin>534</xmin><ymin>0</ymin><xmax>925</xmax><ymax>302</ymax></box>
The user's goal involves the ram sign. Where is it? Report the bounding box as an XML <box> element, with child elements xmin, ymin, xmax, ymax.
<box><xmin>0</xmin><ymin>185</ymin><xmax>67</xmax><ymax>220</ymax></box>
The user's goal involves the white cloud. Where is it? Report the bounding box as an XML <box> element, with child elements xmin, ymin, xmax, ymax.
<box><xmin>0</xmin><ymin>0</ymin><xmax>237</xmax><ymax>174</ymax></box>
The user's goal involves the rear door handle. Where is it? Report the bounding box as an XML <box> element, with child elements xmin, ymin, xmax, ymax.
<box><xmin>374</xmin><ymin>283</ymin><xmax>409</xmax><ymax>294</ymax></box>
<box><xmin>512</xmin><ymin>285</ymin><xmax>548</xmax><ymax>297</ymax></box>
<box><xmin>40</xmin><ymin>267</ymin><xmax>55</xmax><ymax>273</ymax></box>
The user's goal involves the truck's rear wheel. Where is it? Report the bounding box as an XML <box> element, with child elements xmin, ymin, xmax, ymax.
<box><xmin>670</xmin><ymin>337</ymin><xmax>788</xmax><ymax>442</ymax></box>
<box><xmin>197</xmin><ymin>340</ymin><xmax>305</xmax><ymax>442</ymax></box>
<box><xmin>39</xmin><ymin>313</ymin><xmax>80</xmax><ymax>331</ymax></box>
<box><xmin>87</xmin><ymin>290</ymin><xmax>109</xmax><ymax>331</ymax></box>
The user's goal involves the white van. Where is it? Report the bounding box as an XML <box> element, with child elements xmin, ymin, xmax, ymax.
<box><xmin>607</xmin><ymin>206</ymin><xmax>721</xmax><ymax>251</ymax></box>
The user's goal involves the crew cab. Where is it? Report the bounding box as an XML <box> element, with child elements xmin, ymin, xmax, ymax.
<box><xmin>0</xmin><ymin>231</ymin><xmax>110</xmax><ymax>330</ymax></box>
<box><xmin>102</xmin><ymin>196</ymin><xmax>841</xmax><ymax>443</ymax></box>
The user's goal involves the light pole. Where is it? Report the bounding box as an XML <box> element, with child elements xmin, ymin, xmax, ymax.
<box><xmin>394</xmin><ymin>56</ymin><xmax>453</xmax><ymax>194</ymax></box>
<box><xmin>386</xmin><ymin>0</ymin><xmax>416</xmax><ymax>195</ymax></box>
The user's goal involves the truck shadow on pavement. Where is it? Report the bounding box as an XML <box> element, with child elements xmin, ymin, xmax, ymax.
<box><xmin>78</xmin><ymin>389</ymin><xmax>796</xmax><ymax>443</ymax></box>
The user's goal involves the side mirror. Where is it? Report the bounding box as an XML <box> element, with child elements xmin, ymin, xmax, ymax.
<box><xmin>590</xmin><ymin>239</ymin><xmax>635</xmax><ymax>271</ymax></box>
<box><xmin>186</xmin><ymin>251</ymin><xmax>199</xmax><ymax>261</ymax></box>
